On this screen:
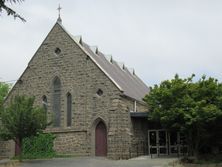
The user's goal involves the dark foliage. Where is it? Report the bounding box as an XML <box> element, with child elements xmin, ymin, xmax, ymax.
<box><xmin>22</xmin><ymin>133</ymin><xmax>56</xmax><ymax>159</ymax></box>
<box><xmin>144</xmin><ymin>74</ymin><xmax>222</xmax><ymax>157</ymax></box>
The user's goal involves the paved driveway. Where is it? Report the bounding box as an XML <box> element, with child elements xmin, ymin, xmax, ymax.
<box><xmin>21</xmin><ymin>156</ymin><xmax>177</xmax><ymax>167</ymax></box>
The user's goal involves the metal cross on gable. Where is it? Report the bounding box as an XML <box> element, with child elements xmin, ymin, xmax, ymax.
<box><xmin>57</xmin><ymin>4</ymin><xmax>62</xmax><ymax>23</ymax></box>
<box><xmin>57</xmin><ymin>4</ymin><xmax>62</xmax><ymax>17</ymax></box>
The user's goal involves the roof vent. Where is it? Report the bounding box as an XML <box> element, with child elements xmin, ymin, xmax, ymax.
<box><xmin>104</xmin><ymin>54</ymin><xmax>113</xmax><ymax>63</ymax></box>
<box><xmin>73</xmin><ymin>35</ymin><xmax>82</xmax><ymax>45</ymax></box>
<box><xmin>128</xmin><ymin>68</ymin><xmax>135</xmax><ymax>75</ymax></box>
<box><xmin>90</xmin><ymin>46</ymin><xmax>98</xmax><ymax>54</ymax></box>
<box><xmin>117</xmin><ymin>62</ymin><xmax>125</xmax><ymax>70</ymax></box>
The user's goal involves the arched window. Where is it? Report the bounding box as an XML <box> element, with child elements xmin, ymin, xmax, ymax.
<box><xmin>53</xmin><ymin>76</ymin><xmax>61</xmax><ymax>127</ymax></box>
<box><xmin>67</xmin><ymin>92</ymin><xmax>72</xmax><ymax>127</ymax></box>
<box><xmin>42</xmin><ymin>95</ymin><xmax>47</xmax><ymax>113</ymax></box>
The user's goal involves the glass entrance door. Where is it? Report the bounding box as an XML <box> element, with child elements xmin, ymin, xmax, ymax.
<box><xmin>169</xmin><ymin>131</ymin><xmax>179</xmax><ymax>154</ymax></box>
<box><xmin>169</xmin><ymin>132</ymin><xmax>188</xmax><ymax>155</ymax></box>
<box><xmin>148</xmin><ymin>130</ymin><xmax>168</xmax><ymax>155</ymax></box>
<box><xmin>148</xmin><ymin>130</ymin><xmax>188</xmax><ymax>156</ymax></box>
<box><xmin>148</xmin><ymin>130</ymin><xmax>157</xmax><ymax>154</ymax></box>
<box><xmin>158</xmin><ymin>130</ymin><xmax>167</xmax><ymax>154</ymax></box>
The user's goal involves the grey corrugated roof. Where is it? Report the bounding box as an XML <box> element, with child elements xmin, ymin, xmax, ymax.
<box><xmin>59</xmin><ymin>22</ymin><xmax>149</xmax><ymax>102</ymax></box>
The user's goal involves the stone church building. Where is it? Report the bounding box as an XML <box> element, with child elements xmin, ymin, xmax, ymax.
<box><xmin>0</xmin><ymin>18</ymin><xmax>150</xmax><ymax>159</ymax></box>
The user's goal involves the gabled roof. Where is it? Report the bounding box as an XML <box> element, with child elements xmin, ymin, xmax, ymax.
<box><xmin>57</xmin><ymin>22</ymin><xmax>149</xmax><ymax>102</ymax></box>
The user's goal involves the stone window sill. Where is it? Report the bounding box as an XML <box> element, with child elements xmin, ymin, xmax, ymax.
<box><xmin>44</xmin><ymin>128</ymin><xmax>87</xmax><ymax>134</ymax></box>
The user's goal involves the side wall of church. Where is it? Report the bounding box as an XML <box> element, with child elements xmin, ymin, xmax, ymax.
<box><xmin>121</xmin><ymin>97</ymin><xmax>148</xmax><ymax>112</ymax></box>
<box><xmin>130</xmin><ymin>118</ymin><xmax>148</xmax><ymax>157</ymax></box>
<box><xmin>118</xmin><ymin>97</ymin><xmax>149</xmax><ymax>158</ymax></box>
<box><xmin>108</xmin><ymin>97</ymin><xmax>149</xmax><ymax>159</ymax></box>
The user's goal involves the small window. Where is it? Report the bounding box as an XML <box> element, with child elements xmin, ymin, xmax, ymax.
<box><xmin>42</xmin><ymin>95</ymin><xmax>47</xmax><ymax>113</ymax></box>
<box><xmin>54</xmin><ymin>47</ymin><xmax>61</xmax><ymax>56</ymax></box>
<box><xmin>67</xmin><ymin>93</ymin><xmax>72</xmax><ymax>127</ymax></box>
<box><xmin>96</xmin><ymin>89</ymin><xmax>103</xmax><ymax>96</ymax></box>
<box><xmin>53</xmin><ymin>76</ymin><xmax>61</xmax><ymax>127</ymax></box>
<box><xmin>42</xmin><ymin>95</ymin><xmax>48</xmax><ymax>123</ymax></box>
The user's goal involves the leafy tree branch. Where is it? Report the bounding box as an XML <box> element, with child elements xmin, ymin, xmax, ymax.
<box><xmin>0</xmin><ymin>0</ymin><xmax>26</xmax><ymax>21</ymax></box>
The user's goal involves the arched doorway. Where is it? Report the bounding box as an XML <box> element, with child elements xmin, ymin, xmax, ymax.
<box><xmin>95</xmin><ymin>121</ymin><xmax>107</xmax><ymax>156</ymax></box>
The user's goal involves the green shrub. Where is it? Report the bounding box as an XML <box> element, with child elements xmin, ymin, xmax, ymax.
<box><xmin>22</xmin><ymin>133</ymin><xmax>56</xmax><ymax>159</ymax></box>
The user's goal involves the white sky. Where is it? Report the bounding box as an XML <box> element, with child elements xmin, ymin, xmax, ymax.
<box><xmin>1</xmin><ymin>0</ymin><xmax>222</xmax><ymax>86</ymax></box>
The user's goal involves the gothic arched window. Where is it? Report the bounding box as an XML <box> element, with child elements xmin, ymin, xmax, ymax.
<box><xmin>42</xmin><ymin>95</ymin><xmax>47</xmax><ymax>113</ymax></box>
<box><xmin>53</xmin><ymin>76</ymin><xmax>61</xmax><ymax>127</ymax></box>
<box><xmin>67</xmin><ymin>92</ymin><xmax>72</xmax><ymax>127</ymax></box>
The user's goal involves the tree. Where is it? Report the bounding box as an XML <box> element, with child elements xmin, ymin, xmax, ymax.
<box><xmin>0</xmin><ymin>0</ymin><xmax>26</xmax><ymax>21</ymax></box>
<box><xmin>144</xmin><ymin>74</ymin><xmax>222</xmax><ymax>158</ymax></box>
<box><xmin>189</xmin><ymin>76</ymin><xmax>222</xmax><ymax>155</ymax></box>
<box><xmin>0</xmin><ymin>96</ymin><xmax>47</xmax><ymax>161</ymax></box>
<box><xmin>0</xmin><ymin>82</ymin><xmax>10</xmax><ymax>112</ymax></box>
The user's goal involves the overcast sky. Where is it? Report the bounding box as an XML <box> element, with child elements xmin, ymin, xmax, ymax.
<box><xmin>1</xmin><ymin>0</ymin><xmax>222</xmax><ymax>86</ymax></box>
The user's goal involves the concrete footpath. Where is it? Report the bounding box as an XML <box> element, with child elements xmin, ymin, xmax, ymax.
<box><xmin>20</xmin><ymin>156</ymin><xmax>178</xmax><ymax>167</ymax></box>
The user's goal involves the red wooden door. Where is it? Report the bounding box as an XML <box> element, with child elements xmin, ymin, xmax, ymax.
<box><xmin>95</xmin><ymin>122</ymin><xmax>107</xmax><ymax>156</ymax></box>
<box><xmin>15</xmin><ymin>138</ymin><xmax>21</xmax><ymax>156</ymax></box>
